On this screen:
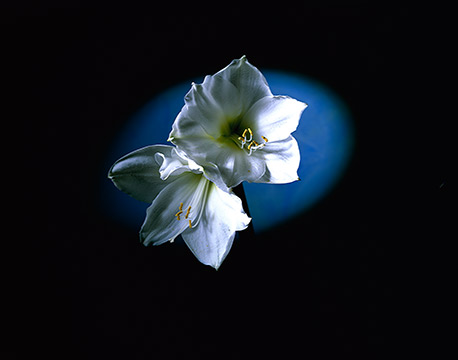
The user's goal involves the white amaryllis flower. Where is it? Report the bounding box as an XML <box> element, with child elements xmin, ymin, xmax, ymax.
<box><xmin>168</xmin><ymin>56</ymin><xmax>308</xmax><ymax>189</ymax></box>
<box><xmin>108</xmin><ymin>145</ymin><xmax>251</xmax><ymax>269</ymax></box>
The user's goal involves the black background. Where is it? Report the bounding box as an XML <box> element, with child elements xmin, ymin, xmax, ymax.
<box><xmin>4</xmin><ymin>4</ymin><xmax>451</xmax><ymax>359</ymax></box>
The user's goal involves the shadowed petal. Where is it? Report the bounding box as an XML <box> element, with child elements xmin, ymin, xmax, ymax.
<box><xmin>108</xmin><ymin>145</ymin><xmax>176</xmax><ymax>203</ymax></box>
<box><xmin>169</xmin><ymin>75</ymin><xmax>242</xmax><ymax>141</ymax></box>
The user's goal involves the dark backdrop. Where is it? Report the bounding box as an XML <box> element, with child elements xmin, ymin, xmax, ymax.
<box><xmin>4</xmin><ymin>5</ymin><xmax>450</xmax><ymax>359</ymax></box>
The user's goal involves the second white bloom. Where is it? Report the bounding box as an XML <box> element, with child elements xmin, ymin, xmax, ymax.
<box><xmin>108</xmin><ymin>145</ymin><xmax>251</xmax><ymax>269</ymax></box>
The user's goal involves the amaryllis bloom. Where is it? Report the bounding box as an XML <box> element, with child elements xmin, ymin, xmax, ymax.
<box><xmin>108</xmin><ymin>145</ymin><xmax>251</xmax><ymax>269</ymax></box>
<box><xmin>168</xmin><ymin>56</ymin><xmax>308</xmax><ymax>189</ymax></box>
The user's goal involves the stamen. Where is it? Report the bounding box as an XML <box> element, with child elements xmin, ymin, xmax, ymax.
<box><xmin>246</xmin><ymin>128</ymin><xmax>252</xmax><ymax>142</ymax></box>
<box><xmin>175</xmin><ymin>210</ymin><xmax>183</xmax><ymax>220</ymax></box>
<box><xmin>188</xmin><ymin>220</ymin><xmax>192</xmax><ymax>228</ymax></box>
<box><xmin>237</xmin><ymin>128</ymin><xmax>268</xmax><ymax>155</ymax></box>
<box><xmin>179</xmin><ymin>202</ymin><xmax>183</xmax><ymax>211</ymax></box>
<box><xmin>185</xmin><ymin>206</ymin><xmax>191</xmax><ymax>219</ymax></box>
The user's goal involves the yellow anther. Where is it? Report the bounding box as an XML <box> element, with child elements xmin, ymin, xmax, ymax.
<box><xmin>188</xmin><ymin>220</ymin><xmax>192</xmax><ymax>228</ymax></box>
<box><xmin>247</xmin><ymin>141</ymin><xmax>254</xmax><ymax>150</ymax></box>
<box><xmin>248</xmin><ymin>128</ymin><xmax>253</xmax><ymax>136</ymax></box>
<box><xmin>175</xmin><ymin>210</ymin><xmax>183</xmax><ymax>220</ymax></box>
<box><xmin>185</xmin><ymin>206</ymin><xmax>191</xmax><ymax>219</ymax></box>
<box><xmin>241</xmin><ymin>129</ymin><xmax>248</xmax><ymax>138</ymax></box>
<box><xmin>176</xmin><ymin>215</ymin><xmax>181</xmax><ymax>221</ymax></box>
<box><xmin>262</xmin><ymin>136</ymin><xmax>268</xmax><ymax>142</ymax></box>
<box><xmin>179</xmin><ymin>202</ymin><xmax>183</xmax><ymax>211</ymax></box>
<box><xmin>253</xmin><ymin>140</ymin><xmax>259</xmax><ymax>146</ymax></box>
<box><xmin>238</xmin><ymin>136</ymin><xmax>243</xmax><ymax>141</ymax></box>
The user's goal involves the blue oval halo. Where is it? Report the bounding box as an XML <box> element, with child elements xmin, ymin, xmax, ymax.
<box><xmin>101</xmin><ymin>70</ymin><xmax>354</xmax><ymax>233</ymax></box>
<box><xmin>244</xmin><ymin>71</ymin><xmax>354</xmax><ymax>233</ymax></box>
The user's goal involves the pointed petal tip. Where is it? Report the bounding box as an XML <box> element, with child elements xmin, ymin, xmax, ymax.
<box><xmin>106</xmin><ymin>163</ymin><xmax>124</xmax><ymax>191</ymax></box>
<box><xmin>228</xmin><ymin>55</ymin><xmax>248</xmax><ymax>67</ymax></box>
<box><xmin>167</xmin><ymin>128</ymin><xmax>176</xmax><ymax>143</ymax></box>
<box><xmin>211</xmin><ymin>262</ymin><xmax>221</xmax><ymax>271</ymax></box>
<box><xmin>107</xmin><ymin>161</ymin><xmax>118</xmax><ymax>180</ymax></box>
<box><xmin>211</xmin><ymin>258</ymin><xmax>225</xmax><ymax>271</ymax></box>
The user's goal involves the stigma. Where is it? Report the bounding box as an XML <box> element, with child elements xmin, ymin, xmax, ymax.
<box><xmin>238</xmin><ymin>128</ymin><xmax>268</xmax><ymax>155</ymax></box>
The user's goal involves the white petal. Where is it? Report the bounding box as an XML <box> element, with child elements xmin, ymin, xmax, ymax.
<box><xmin>209</xmin><ymin>146</ymin><xmax>266</xmax><ymax>188</ymax></box>
<box><xmin>181</xmin><ymin>184</ymin><xmax>251</xmax><ymax>269</ymax></box>
<box><xmin>169</xmin><ymin>75</ymin><xmax>242</xmax><ymax>142</ymax></box>
<box><xmin>108</xmin><ymin>145</ymin><xmax>176</xmax><ymax>203</ymax></box>
<box><xmin>140</xmin><ymin>173</ymin><xmax>209</xmax><ymax>246</ymax></box>
<box><xmin>255</xmin><ymin>136</ymin><xmax>301</xmax><ymax>184</ymax></box>
<box><xmin>243</xmin><ymin>95</ymin><xmax>307</xmax><ymax>143</ymax></box>
<box><xmin>187</xmin><ymin>75</ymin><xmax>242</xmax><ymax>123</ymax></box>
<box><xmin>214</xmin><ymin>55</ymin><xmax>273</xmax><ymax>112</ymax></box>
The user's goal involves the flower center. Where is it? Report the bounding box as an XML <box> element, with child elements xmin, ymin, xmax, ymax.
<box><xmin>237</xmin><ymin>128</ymin><xmax>268</xmax><ymax>156</ymax></box>
<box><xmin>217</xmin><ymin>120</ymin><xmax>268</xmax><ymax>155</ymax></box>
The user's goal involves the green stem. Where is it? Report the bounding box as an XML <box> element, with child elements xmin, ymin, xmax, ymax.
<box><xmin>233</xmin><ymin>183</ymin><xmax>255</xmax><ymax>238</ymax></box>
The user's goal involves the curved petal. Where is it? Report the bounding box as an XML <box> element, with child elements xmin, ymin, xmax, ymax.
<box><xmin>169</xmin><ymin>75</ymin><xmax>242</xmax><ymax>142</ymax></box>
<box><xmin>174</xmin><ymin>148</ymin><xmax>204</xmax><ymax>174</ymax></box>
<box><xmin>210</xmin><ymin>146</ymin><xmax>266</xmax><ymax>188</ymax></box>
<box><xmin>214</xmin><ymin>55</ymin><xmax>273</xmax><ymax>112</ymax></box>
<box><xmin>255</xmin><ymin>136</ymin><xmax>301</xmax><ymax>184</ymax></box>
<box><xmin>186</xmin><ymin>75</ymin><xmax>242</xmax><ymax>124</ymax></box>
<box><xmin>243</xmin><ymin>95</ymin><xmax>307</xmax><ymax>143</ymax></box>
<box><xmin>181</xmin><ymin>184</ymin><xmax>251</xmax><ymax>269</ymax></box>
<box><xmin>140</xmin><ymin>172</ymin><xmax>208</xmax><ymax>246</ymax></box>
<box><xmin>108</xmin><ymin>145</ymin><xmax>176</xmax><ymax>203</ymax></box>
<box><xmin>156</xmin><ymin>146</ymin><xmax>203</xmax><ymax>180</ymax></box>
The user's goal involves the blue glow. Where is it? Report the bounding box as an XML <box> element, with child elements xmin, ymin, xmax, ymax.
<box><xmin>100</xmin><ymin>71</ymin><xmax>353</xmax><ymax>233</ymax></box>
